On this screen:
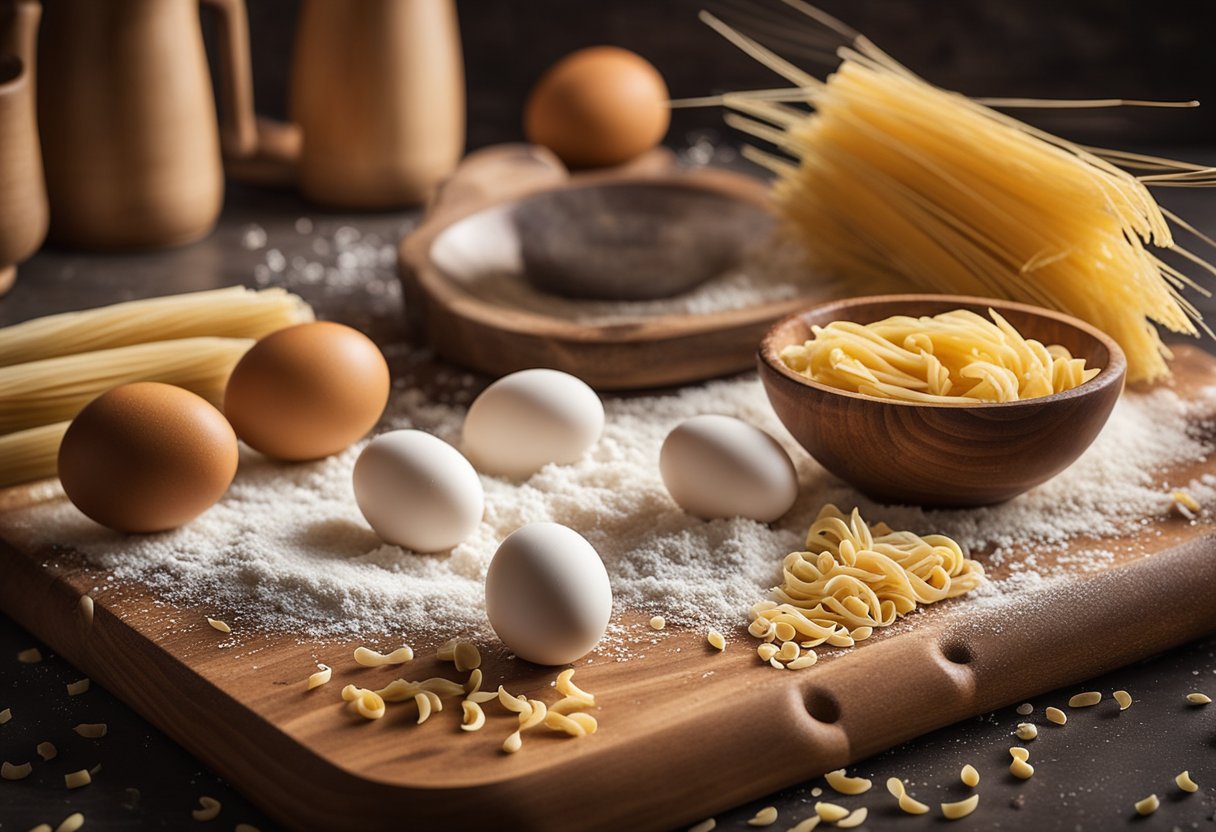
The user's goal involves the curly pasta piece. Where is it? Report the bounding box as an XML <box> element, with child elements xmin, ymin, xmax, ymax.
<box><xmin>825</xmin><ymin>769</ymin><xmax>872</xmax><ymax>795</ymax></box>
<box><xmin>353</xmin><ymin>646</ymin><xmax>414</xmax><ymax>667</ymax></box>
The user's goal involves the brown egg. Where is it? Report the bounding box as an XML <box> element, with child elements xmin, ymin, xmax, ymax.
<box><xmin>223</xmin><ymin>321</ymin><xmax>390</xmax><ymax>461</ymax></box>
<box><xmin>58</xmin><ymin>382</ymin><xmax>239</xmax><ymax>533</ymax></box>
<box><xmin>524</xmin><ymin>46</ymin><xmax>670</xmax><ymax>169</ymax></box>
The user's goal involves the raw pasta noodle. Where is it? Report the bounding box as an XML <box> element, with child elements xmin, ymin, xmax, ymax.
<box><xmin>697</xmin><ymin>8</ymin><xmax>1215</xmax><ymax>382</ymax></box>
<box><xmin>0</xmin><ymin>337</ymin><xmax>253</xmax><ymax>434</ymax></box>
<box><xmin>0</xmin><ymin>286</ymin><xmax>312</xmax><ymax>367</ymax></box>
<box><xmin>780</xmin><ymin>309</ymin><xmax>1099</xmax><ymax>404</ymax></box>
<box><xmin>825</xmin><ymin>769</ymin><xmax>871</xmax><ymax>794</ymax></box>
<box><xmin>353</xmin><ymin>646</ymin><xmax>414</xmax><ymax>667</ymax></box>
<box><xmin>753</xmin><ymin>505</ymin><xmax>985</xmax><ymax>640</ymax></box>
<box><xmin>0</xmin><ymin>421</ymin><xmax>68</xmax><ymax>487</ymax></box>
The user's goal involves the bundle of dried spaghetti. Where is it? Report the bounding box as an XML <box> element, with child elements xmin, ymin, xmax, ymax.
<box><xmin>0</xmin><ymin>337</ymin><xmax>252</xmax><ymax>434</ymax></box>
<box><xmin>0</xmin><ymin>286</ymin><xmax>312</xmax><ymax>367</ymax></box>
<box><xmin>696</xmin><ymin>5</ymin><xmax>1215</xmax><ymax>382</ymax></box>
<box><xmin>780</xmin><ymin>308</ymin><xmax>1099</xmax><ymax>403</ymax></box>
<box><xmin>752</xmin><ymin>504</ymin><xmax>984</xmax><ymax>638</ymax></box>
<box><xmin>0</xmin><ymin>422</ymin><xmax>68</xmax><ymax>488</ymax></box>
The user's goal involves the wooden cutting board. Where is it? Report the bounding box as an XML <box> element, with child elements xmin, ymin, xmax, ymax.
<box><xmin>1</xmin><ymin>347</ymin><xmax>1215</xmax><ymax>832</ymax></box>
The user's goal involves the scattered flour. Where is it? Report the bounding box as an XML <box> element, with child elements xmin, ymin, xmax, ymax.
<box><xmin>5</xmin><ymin>364</ymin><xmax>1214</xmax><ymax>642</ymax></box>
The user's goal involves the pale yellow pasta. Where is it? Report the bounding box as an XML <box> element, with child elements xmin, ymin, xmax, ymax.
<box><xmin>56</xmin><ymin>814</ymin><xmax>85</xmax><ymax>832</ymax></box>
<box><xmin>649</xmin><ymin>616</ymin><xmax>666</xmax><ymax>631</ymax></box>
<box><xmin>702</xmin><ymin>9</ymin><xmax>1208</xmax><ymax>383</ymax></box>
<box><xmin>460</xmin><ymin>700</ymin><xmax>486</xmax><ymax>732</ymax></box>
<box><xmin>1134</xmin><ymin>794</ymin><xmax>1159</xmax><ymax>815</ymax></box>
<box><xmin>1016</xmin><ymin>723</ymin><xmax>1038</xmax><ymax>741</ymax></box>
<box><xmin>0</xmin><ymin>708</ymin><xmax>9</xmax><ymax>724</ymax></box>
<box><xmin>788</xmin><ymin>653</ymin><xmax>818</xmax><ymax>670</ymax></box>
<box><xmin>17</xmin><ymin>647</ymin><xmax>42</xmax><ymax>663</ymax></box>
<box><xmin>788</xmin><ymin>818</ymin><xmax>819</xmax><ymax>832</ymax></box>
<box><xmin>206</xmin><ymin>618</ymin><xmax>231</xmax><ymax>635</ymax></box>
<box><xmin>960</xmin><ymin>764</ymin><xmax>980</xmax><ymax>787</ymax></box>
<box><xmin>414</xmin><ymin>692</ymin><xmax>440</xmax><ymax>725</ymax></box>
<box><xmin>1176</xmin><ymin>771</ymin><xmax>1199</xmax><ymax>793</ymax></box>
<box><xmin>520</xmin><ymin>700</ymin><xmax>548</xmax><ymax>731</ymax></box>
<box><xmin>192</xmin><ymin>796</ymin><xmax>221</xmax><ymax>821</ymax></box>
<box><xmin>707</xmin><ymin>630</ymin><xmax>726</xmax><ymax>651</ymax></box>
<box><xmin>377</xmin><ymin>678</ymin><xmax>465</xmax><ymax>702</ymax></box>
<box><xmin>36</xmin><ymin>741</ymin><xmax>56</xmax><ymax>761</ymax></box>
<box><xmin>467</xmin><ymin>691</ymin><xmax>498</xmax><ymax>705</ymax></box>
<box><xmin>544</xmin><ymin>711</ymin><xmax>588</xmax><ymax>738</ymax></box>
<box><xmin>942</xmin><ymin>794</ymin><xmax>979</xmax><ymax>820</ymax></box>
<box><xmin>497</xmin><ymin>686</ymin><xmax>531</xmax><ymax>714</ymax></box>
<box><xmin>0</xmin><ymin>287</ymin><xmax>311</xmax><ymax>367</ymax></box>
<box><xmin>66</xmin><ymin>679</ymin><xmax>90</xmax><ymax>696</ymax></box>
<box><xmin>306</xmin><ymin>664</ymin><xmax>332</xmax><ymax>690</ymax></box>
<box><xmin>825</xmin><ymin>769</ymin><xmax>872</xmax><ymax>795</ymax></box>
<box><xmin>754</xmin><ymin>505</ymin><xmax>984</xmax><ymax>642</ymax></box>
<box><xmin>453</xmin><ymin>642</ymin><xmax>481</xmax><ymax>672</ymax></box>
<box><xmin>1010</xmin><ymin>759</ymin><xmax>1034</xmax><ymax>779</ymax></box>
<box><xmin>776</xmin><ymin>641</ymin><xmax>799</xmax><ymax>663</ymax></box>
<box><xmin>353</xmin><ymin>646</ymin><xmax>414</xmax><ymax>667</ymax></box>
<box><xmin>1173</xmin><ymin>490</ymin><xmax>1201</xmax><ymax>513</ymax></box>
<box><xmin>549</xmin><ymin>696</ymin><xmax>593</xmax><ymax>716</ymax></box>
<box><xmin>1046</xmin><ymin>707</ymin><xmax>1067</xmax><ymax>725</ymax></box>
<box><xmin>1186</xmin><ymin>692</ymin><xmax>1211</xmax><ymax>704</ymax></box>
<box><xmin>781</xmin><ymin>309</ymin><xmax>1099</xmax><ymax>404</ymax></box>
<box><xmin>502</xmin><ymin>730</ymin><xmax>522</xmax><ymax>754</ymax></box>
<box><xmin>0</xmin><ymin>337</ymin><xmax>254</xmax><ymax>434</ymax></box>
<box><xmin>555</xmin><ymin>669</ymin><xmax>595</xmax><ymax>705</ymax></box>
<box><xmin>64</xmin><ymin>769</ymin><xmax>91</xmax><ymax>789</ymax></box>
<box><xmin>567</xmin><ymin>712</ymin><xmax>598</xmax><ymax>734</ymax></box>
<box><xmin>1</xmin><ymin>761</ymin><xmax>31</xmax><ymax>780</ymax></box>
<box><xmin>757</xmin><ymin>643</ymin><xmax>779</xmax><ymax>662</ymax></box>
<box><xmin>836</xmin><ymin>808</ymin><xmax>867</xmax><ymax>829</ymax></box>
<box><xmin>0</xmin><ymin>421</ymin><xmax>69</xmax><ymax>488</ymax></box>
<box><xmin>341</xmin><ymin>685</ymin><xmax>386</xmax><ymax>720</ymax></box>
<box><xmin>1114</xmin><ymin>690</ymin><xmax>1133</xmax><ymax>710</ymax></box>
<box><xmin>747</xmin><ymin>806</ymin><xmax>778</xmax><ymax>827</ymax></box>
<box><xmin>74</xmin><ymin>723</ymin><xmax>107</xmax><ymax>739</ymax></box>
<box><xmin>464</xmin><ymin>668</ymin><xmax>483</xmax><ymax>695</ymax></box>
<box><xmin>436</xmin><ymin>638</ymin><xmax>459</xmax><ymax>661</ymax></box>
<box><xmin>1068</xmin><ymin>691</ymin><xmax>1102</xmax><ymax>707</ymax></box>
<box><xmin>814</xmin><ymin>802</ymin><xmax>849</xmax><ymax>822</ymax></box>
<box><xmin>688</xmin><ymin>820</ymin><xmax>717</xmax><ymax>832</ymax></box>
<box><xmin>1009</xmin><ymin>747</ymin><xmax>1030</xmax><ymax>762</ymax></box>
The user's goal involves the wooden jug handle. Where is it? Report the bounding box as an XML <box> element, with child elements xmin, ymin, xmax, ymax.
<box><xmin>199</xmin><ymin>0</ymin><xmax>300</xmax><ymax>185</ymax></box>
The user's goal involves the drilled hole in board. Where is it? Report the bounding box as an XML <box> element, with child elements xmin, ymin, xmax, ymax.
<box><xmin>940</xmin><ymin>639</ymin><xmax>974</xmax><ymax>665</ymax></box>
<box><xmin>805</xmin><ymin>689</ymin><xmax>841</xmax><ymax>724</ymax></box>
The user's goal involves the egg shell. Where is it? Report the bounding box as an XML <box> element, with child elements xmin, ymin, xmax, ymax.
<box><xmin>353</xmin><ymin>429</ymin><xmax>484</xmax><ymax>553</ymax></box>
<box><xmin>57</xmin><ymin>382</ymin><xmax>239</xmax><ymax>533</ymax></box>
<box><xmin>524</xmin><ymin>46</ymin><xmax>670</xmax><ymax>169</ymax></box>
<box><xmin>224</xmin><ymin>321</ymin><xmax>390</xmax><ymax>461</ymax></box>
<box><xmin>660</xmin><ymin>414</ymin><xmax>798</xmax><ymax>522</ymax></box>
<box><xmin>485</xmin><ymin>522</ymin><xmax>613</xmax><ymax>666</ymax></box>
<box><xmin>462</xmin><ymin>368</ymin><xmax>604</xmax><ymax>478</ymax></box>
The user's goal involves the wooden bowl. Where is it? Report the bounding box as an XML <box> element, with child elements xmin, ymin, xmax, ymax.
<box><xmin>758</xmin><ymin>294</ymin><xmax>1127</xmax><ymax>507</ymax></box>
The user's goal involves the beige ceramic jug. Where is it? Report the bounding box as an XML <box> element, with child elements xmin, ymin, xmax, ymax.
<box><xmin>37</xmin><ymin>0</ymin><xmax>259</xmax><ymax>250</ymax></box>
<box><xmin>288</xmin><ymin>0</ymin><xmax>465</xmax><ymax>208</ymax></box>
<box><xmin>0</xmin><ymin>0</ymin><xmax>47</xmax><ymax>294</ymax></box>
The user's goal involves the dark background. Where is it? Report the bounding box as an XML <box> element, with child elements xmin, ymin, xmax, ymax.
<box><xmin>224</xmin><ymin>0</ymin><xmax>1216</xmax><ymax>151</ymax></box>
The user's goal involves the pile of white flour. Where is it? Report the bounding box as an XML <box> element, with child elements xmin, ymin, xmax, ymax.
<box><xmin>5</xmin><ymin>363</ymin><xmax>1215</xmax><ymax>641</ymax></box>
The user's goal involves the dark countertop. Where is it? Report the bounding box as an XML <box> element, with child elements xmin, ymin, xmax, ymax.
<box><xmin>2</xmin><ymin>170</ymin><xmax>1216</xmax><ymax>831</ymax></box>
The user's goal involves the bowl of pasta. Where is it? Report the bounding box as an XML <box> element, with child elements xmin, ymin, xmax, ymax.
<box><xmin>758</xmin><ymin>293</ymin><xmax>1126</xmax><ymax>507</ymax></box>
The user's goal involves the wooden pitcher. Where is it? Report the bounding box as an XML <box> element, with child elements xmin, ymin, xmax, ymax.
<box><xmin>289</xmin><ymin>0</ymin><xmax>465</xmax><ymax>208</ymax></box>
<box><xmin>0</xmin><ymin>0</ymin><xmax>47</xmax><ymax>294</ymax></box>
<box><xmin>37</xmin><ymin>0</ymin><xmax>259</xmax><ymax>250</ymax></box>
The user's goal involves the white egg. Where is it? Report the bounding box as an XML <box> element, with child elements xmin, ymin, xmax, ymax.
<box><xmin>660</xmin><ymin>414</ymin><xmax>798</xmax><ymax>522</ymax></box>
<box><xmin>485</xmin><ymin>522</ymin><xmax>613</xmax><ymax>665</ymax></box>
<box><xmin>352</xmin><ymin>429</ymin><xmax>484</xmax><ymax>552</ymax></box>
<box><xmin>462</xmin><ymin>369</ymin><xmax>604</xmax><ymax>478</ymax></box>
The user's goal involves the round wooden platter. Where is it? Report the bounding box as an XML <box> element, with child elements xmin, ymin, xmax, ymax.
<box><xmin>397</xmin><ymin>143</ymin><xmax>823</xmax><ymax>390</ymax></box>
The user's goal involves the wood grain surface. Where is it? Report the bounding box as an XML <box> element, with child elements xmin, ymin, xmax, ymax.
<box><xmin>759</xmin><ymin>294</ymin><xmax>1127</xmax><ymax>507</ymax></box>
<box><xmin>398</xmin><ymin>144</ymin><xmax>820</xmax><ymax>390</ymax></box>
<box><xmin>0</xmin><ymin>347</ymin><xmax>1214</xmax><ymax>831</ymax></box>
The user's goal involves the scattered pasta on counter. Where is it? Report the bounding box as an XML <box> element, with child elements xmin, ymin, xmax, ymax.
<box><xmin>1186</xmin><ymin>692</ymin><xmax>1211</xmax><ymax>705</ymax></box>
<box><xmin>707</xmin><ymin>630</ymin><xmax>726</xmax><ymax>651</ymax></box>
<box><xmin>887</xmin><ymin>777</ymin><xmax>931</xmax><ymax>815</ymax></box>
<box><xmin>1016</xmin><ymin>723</ymin><xmax>1038</xmax><ymax>741</ymax></box>
<box><xmin>36</xmin><ymin>741</ymin><xmax>56</xmax><ymax>761</ymax></box>
<box><xmin>191</xmin><ymin>796</ymin><xmax>221</xmax><ymax>822</ymax></box>
<box><xmin>74</xmin><ymin>723</ymin><xmax>107</xmax><ymax>738</ymax></box>
<box><xmin>17</xmin><ymin>647</ymin><xmax>42</xmax><ymax>663</ymax></box>
<box><xmin>0</xmin><ymin>707</ymin><xmax>9</xmax><ymax>724</ymax></box>
<box><xmin>649</xmin><ymin>616</ymin><xmax>666</xmax><ymax>631</ymax></box>
<box><xmin>460</xmin><ymin>700</ymin><xmax>486</xmax><ymax>732</ymax></box>
<box><xmin>353</xmin><ymin>646</ymin><xmax>414</xmax><ymax>667</ymax></box>
<box><xmin>688</xmin><ymin>820</ymin><xmax>716</xmax><ymax>832</ymax></box>
<box><xmin>836</xmin><ymin>808</ymin><xmax>867</xmax><ymax>829</ymax></box>
<box><xmin>1</xmin><ymin>761</ymin><xmax>32</xmax><ymax>780</ymax></box>
<box><xmin>1134</xmin><ymin>794</ymin><xmax>1160</xmax><ymax>816</ymax></box>
<box><xmin>825</xmin><ymin>769</ymin><xmax>872</xmax><ymax>795</ymax></box>
<box><xmin>55</xmin><ymin>814</ymin><xmax>85</xmax><ymax>832</ymax></box>
<box><xmin>961</xmin><ymin>764</ymin><xmax>980</xmax><ymax>787</ymax></box>
<box><xmin>942</xmin><ymin>794</ymin><xmax>980</xmax><ymax>820</ymax></box>
<box><xmin>453</xmin><ymin>642</ymin><xmax>481</xmax><ymax>672</ymax></box>
<box><xmin>66</xmin><ymin>678</ymin><xmax>90</xmax><ymax>696</ymax></box>
<box><xmin>1114</xmin><ymin>690</ymin><xmax>1133</xmax><ymax>710</ymax></box>
<box><xmin>1068</xmin><ymin>691</ymin><xmax>1102</xmax><ymax>708</ymax></box>
<box><xmin>205</xmin><ymin>617</ymin><xmax>230</xmax><ymax>635</ymax></box>
<box><xmin>1176</xmin><ymin>771</ymin><xmax>1199</xmax><ymax>793</ymax></box>
<box><xmin>746</xmin><ymin>806</ymin><xmax>778</xmax><ymax>827</ymax></box>
<box><xmin>64</xmin><ymin>768</ymin><xmax>92</xmax><ymax>789</ymax></box>
<box><xmin>1016</xmin><ymin>703</ymin><xmax>1033</xmax><ymax>716</ymax></box>
<box><xmin>306</xmin><ymin>664</ymin><xmax>332</xmax><ymax>690</ymax></box>
<box><xmin>1045</xmin><ymin>707</ymin><xmax>1067</xmax><ymax>725</ymax></box>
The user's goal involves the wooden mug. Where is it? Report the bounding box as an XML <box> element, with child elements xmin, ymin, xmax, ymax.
<box><xmin>0</xmin><ymin>0</ymin><xmax>48</xmax><ymax>294</ymax></box>
<box><xmin>226</xmin><ymin>0</ymin><xmax>467</xmax><ymax>209</ymax></box>
<box><xmin>37</xmin><ymin>0</ymin><xmax>260</xmax><ymax>251</ymax></box>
